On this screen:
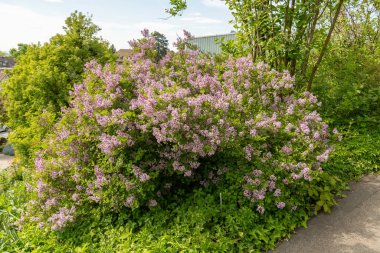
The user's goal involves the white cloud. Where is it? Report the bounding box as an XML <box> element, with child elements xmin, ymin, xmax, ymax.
<box><xmin>44</xmin><ymin>0</ymin><xmax>63</xmax><ymax>3</ymax></box>
<box><xmin>180</xmin><ymin>13</ymin><xmax>223</xmax><ymax>24</ymax></box>
<box><xmin>201</xmin><ymin>0</ymin><xmax>228</xmax><ymax>8</ymax></box>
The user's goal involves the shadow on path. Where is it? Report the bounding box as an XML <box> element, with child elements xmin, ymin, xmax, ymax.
<box><xmin>273</xmin><ymin>174</ymin><xmax>380</xmax><ymax>253</ymax></box>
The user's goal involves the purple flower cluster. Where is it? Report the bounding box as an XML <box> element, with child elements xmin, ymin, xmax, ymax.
<box><xmin>27</xmin><ymin>30</ymin><xmax>334</xmax><ymax>229</ymax></box>
<box><xmin>98</xmin><ymin>133</ymin><xmax>122</xmax><ymax>155</ymax></box>
<box><xmin>94</xmin><ymin>166</ymin><xmax>108</xmax><ymax>189</ymax></box>
<box><xmin>35</xmin><ymin>155</ymin><xmax>44</xmax><ymax>173</ymax></box>
<box><xmin>132</xmin><ymin>165</ymin><xmax>150</xmax><ymax>183</ymax></box>
<box><xmin>47</xmin><ymin>206</ymin><xmax>76</xmax><ymax>230</ymax></box>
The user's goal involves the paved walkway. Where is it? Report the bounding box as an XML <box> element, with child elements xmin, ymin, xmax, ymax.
<box><xmin>274</xmin><ymin>174</ymin><xmax>380</xmax><ymax>253</ymax></box>
<box><xmin>0</xmin><ymin>153</ymin><xmax>13</xmax><ymax>170</ymax></box>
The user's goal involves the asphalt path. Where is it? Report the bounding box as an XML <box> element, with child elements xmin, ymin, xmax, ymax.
<box><xmin>0</xmin><ymin>153</ymin><xmax>13</xmax><ymax>170</ymax></box>
<box><xmin>274</xmin><ymin>174</ymin><xmax>380</xmax><ymax>253</ymax></box>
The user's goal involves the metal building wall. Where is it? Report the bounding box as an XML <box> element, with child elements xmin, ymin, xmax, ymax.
<box><xmin>189</xmin><ymin>33</ymin><xmax>235</xmax><ymax>54</ymax></box>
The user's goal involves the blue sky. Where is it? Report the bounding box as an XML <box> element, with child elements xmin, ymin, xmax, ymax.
<box><xmin>0</xmin><ymin>0</ymin><xmax>233</xmax><ymax>52</ymax></box>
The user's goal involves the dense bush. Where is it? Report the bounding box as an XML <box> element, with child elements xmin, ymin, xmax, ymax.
<box><xmin>4</xmin><ymin>132</ymin><xmax>378</xmax><ymax>252</ymax></box>
<box><xmin>0</xmin><ymin>165</ymin><xmax>29</xmax><ymax>250</ymax></box>
<box><xmin>324</xmin><ymin>130</ymin><xmax>380</xmax><ymax>181</ymax></box>
<box><xmin>1</xmin><ymin>12</ymin><xmax>116</xmax><ymax>164</ymax></box>
<box><xmin>313</xmin><ymin>47</ymin><xmax>380</xmax><ymax>128</ymax></box>
<box><xmin>19</xmin><ymin>31</ymin><xmax>341</xmax><ymax>235</ymax></box>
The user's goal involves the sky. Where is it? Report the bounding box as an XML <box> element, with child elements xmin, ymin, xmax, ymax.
<box><xmin>0</xmin><ymin>0</ymin><xmax>234</xmax><ymax>52</ymax></box>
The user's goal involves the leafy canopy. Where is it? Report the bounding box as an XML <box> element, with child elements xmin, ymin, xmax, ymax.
<box><xmin>168</xmin><ymin>0</ymin><xmax>345</xmax><ymax>90</ymax></box>
<box><xmin>1</xmin><ymin>11</ymin><xmax>116</xmax><ymax>163</ymax></box>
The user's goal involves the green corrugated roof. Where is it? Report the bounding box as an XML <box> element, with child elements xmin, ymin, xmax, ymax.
<box><xmin>189</xmin><ymin>33</ymin><xmax>235</xmax><ymax>54</ymax></box>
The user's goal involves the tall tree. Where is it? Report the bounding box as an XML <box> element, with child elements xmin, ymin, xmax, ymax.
<box><xmin>151</xmin><ymin>31</ymin><xmax>169</xmax><ymax>61</ymax></box>
<box><xmin>168</xmin><ymin>0</ymin><xmax>345</xmax><ymax>90</ymax></box>
<box><xmin>1</xmin><ymin>11</ymin><xmax>116</xmax><ymax>163</ymax></box>
<box><xmin>9</xmin><ymin>43</ymin><xmax>29</xmax><ymax>59</ymax></box>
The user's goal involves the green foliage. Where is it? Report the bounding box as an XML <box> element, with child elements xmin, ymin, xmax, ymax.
<box><xmin>324</xmin><ymin>130</ymin><xmax>380</xmax><ymax>181</ymax></box>
<box><xmin>169</xmin><ymin>0</ymin><xmax>345</xmax><ymax>89</ymax></box>
<box><xmin>1</xmin><ymin>11</ymin><xmax>116</xmax><ymax>165</ymax></box>
<box><xmin>6</xmin><ymin>131</ymin><xmax>379</xmax><ymax>252</ymax></box>
<box><xmin>313</xmin><ymin>1</ymin><xmax>380</xmax><ymax>128</ymax></box>
<box><xmin>313</xmin><ymin>48</ymin><xmax>380</xmax><ymax>128</ymax></box>
<box><xmin>3</xmin><ymin>32</ymin><xmax>345</xmax><ymax>252</ymax></box>
<box><xmin>166</xmin><ymin>0</ymin><xmax>187</xmax><ymax>16</ymax></box>
<box><xmin>0</xmin><ymin>166</ymin><xmax>30</xmax><ymax>251</ymax></box>
<box><xmin>1</xmin><ymin>3</ymin><xmax>379</xmax><ymax>251</ymax></box>
<box><xmin>9</xmin><ymin>44</ymin><xmax>29</xmax><ymax>59</ymax></box>
<box><xmin>6</xmin><ymin>177</ymin><xmax>311</xmax><ymax>252</ymax></box>
<box><xmin>151</xmin><ymin>31</ymin><xmax>169</xmax><ymax>62</ymax></box>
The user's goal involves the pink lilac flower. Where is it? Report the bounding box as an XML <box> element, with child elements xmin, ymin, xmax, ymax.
<box><xmin>252</xmin><ymin>189</ymin><xmax>266</xmax><ymax>200</ymax></box>
<box><xmin>244</xmin><ymin>145</ymin><xmax>254</xmax><ymax>161</ymax></box>
<box><xmin>281</xmin><ymin>146</ymin><xmax>293</xmax><ymax>155</ymax></box>
<box><xmin>297</xmin><ymin>98</ymin><xmax>306</xmax><ymax>105</ymax></box>
<box><xmin>95</xmin><ymin>114</ymin><xmax>110</xmax><ymax>127</ymax></box>
<box><xmin>304</xmin><ymin>111</ymin><xmax>322</xmax><ymax>122</ymax></box>
<box><xmin>252</xmin><ymin>169</ymin><xmax>263</xmax><ymax>177</ymax></box>
<box><xmin>273</xmin><ymin>121</ymin><xmax>282</xmax><ymax>129</ymax></box>
<box><xmin>72</xmin><ymin>173</ymin><xmax>80</xmax><ymax>183</ymax></box>
<box><xmin>124</xmin><ymin>196</ymin><xmax>134</xmax><ymax>207</ymax></box>
<box><xmin>45</xmin><ymin>198</ymin><xmax>58</xmax><ymax>209</ymax></box>
<box><xmin>276</xmin><ymin>202</ymin><xmax>286</xmax><ymax>209</ymax></box>
<box><xmin>285</xmin><ymin>123</ymin><xmax>293</xmax><ymax>132</ymax></box>
<box><xmin>48</xmin><ymin>206</ymin><xmax>76</xmax><ymax>230</ymax></box>
<box><xmin>132</xmin><ymin>165</ymin><xmax>150</xmax><ymax>182</ymax></box>
<box><xmin>250</xmin><ymin>128</ymin><xmax>257</xmax><ymax>137</ymax></box>
<box><xmin>25</xmin><ymin>182</ymin><xmax>34</xmax><ymax>192</ymax></box>
<box><xmin>274</xmin><ymin>189</ymin><xmax>282</xmax><ymax>197</ymax></box>
<box><xmin>316</xmin><ymin>149</ymin><xmax>331</xmax><ymax>162</ymax></box>
<box><xmin>291</xmin><ymin>173</ymin><xmax>302</xmax><ymax>180</ymax></box>
<box><xmin>268</xmin><ymin>180</ymin><xmax>276</xmax><ymax>191</ymax></box>
<box><xmin>300</xmin><ymin>122</ymin><xmax>310</xmax><ymax>135</ymax></box>
<box><xmin>88</xmin><ymin>195</ymin><xmax>101</xmax><ymax>202</ymax></box>
<box><xmin>35</xmin><ymin>156</ymin><xmax>44</xmax><ymax>173</ymax></box>
<box><xmin>51</xmin><ymin>170</ymin><xmax>63</xmax><ymax>179</ymax></box>
<box><xmin>38</xmin><ymin>222</ymin><xmax>44</xmax><ymax>229</ymax></box>
<box><xmin>72</xmin><ymin>194</ymin><xmax>80</xmax><ymax>202</ymax></box>
<box><xmin>243</xmin><ymin>189</ymin><xmax>251</xmax><ymax>198</ymax></box>
<box><xmin>98</xmin><ymin>133</ymin><xmax>121</xmax><ymax>155</ymax></box>
<box><xmin>36</xmin><ymin>179</ymin><xmax>47</xmax><ymax>197</ymax></box>
<box><xmin>313</xmin><ymin>131</ymin><xmax>321</xmax><ymax>140</ymax></box>
<box><xmin>286</xmin><ymin>105</ymin><xmax>294</xmax><ymax>115</ymax></box>
<box><xmin>256</xmin><ymin>205</ymin><xmax>265</xmax><ymax>214</ymax></box>
<box><xmin>94</xmin><ymin>166</ymin><xmax>108</xmax><ymax>188</ymax></box>
<box><xmin>56</xmin><ymin>128</ymin><xmax>70</xmax><ymax>141</ymax></box>
<box><xmin>189</xmin><ymin>161</ymin><xmax>200</xmax><ymax>169</ymax></box>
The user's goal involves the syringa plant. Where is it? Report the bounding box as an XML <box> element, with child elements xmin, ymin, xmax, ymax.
<box><xmin>24</xmin><ymin>30</ymin><xmax>341</xmax><ymax>230</ymax></box>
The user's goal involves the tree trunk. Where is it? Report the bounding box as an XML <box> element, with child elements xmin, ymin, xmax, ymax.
<box><xmin>307</xmin><ymin>0</ymin><xmax>344</xmax><ymax>91</ymax></box>
<box><xmin>300</xmin><ymin>0</ymin><xmax>322</xmax><ymax>77</ymax></box>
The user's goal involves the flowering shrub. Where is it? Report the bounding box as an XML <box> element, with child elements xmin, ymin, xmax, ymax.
<box><xmin>24</xmin><ymin>30</ymin><xmax>341</xmax><ymax>230</ymax></box>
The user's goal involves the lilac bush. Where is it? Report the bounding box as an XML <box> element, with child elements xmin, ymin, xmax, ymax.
<box><xmin>24</xmin><ymin>30</ymin><xmax>341</xmax><ymax>230</ymax></box>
